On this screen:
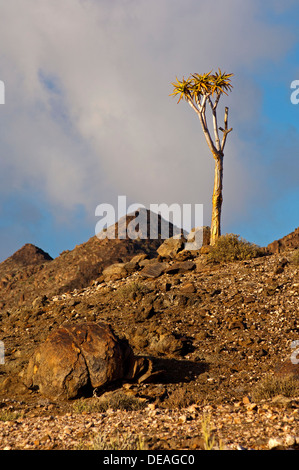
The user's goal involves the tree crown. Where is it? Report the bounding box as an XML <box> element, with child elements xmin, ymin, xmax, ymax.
<box><xmin>170</xmin><ymin>69</ymin><xmax>233</xmax><ymax>103</ymax></box>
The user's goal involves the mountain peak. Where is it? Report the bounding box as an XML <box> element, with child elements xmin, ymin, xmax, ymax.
<box><xmin>96</xmin><ymin>207</ymin><xmax>187</xmax><ymax>241</ymax></box>
<box><xmin>8</xmin><ymin>243</ymin><xmax>53</xmax><ymax>267</ymax></box>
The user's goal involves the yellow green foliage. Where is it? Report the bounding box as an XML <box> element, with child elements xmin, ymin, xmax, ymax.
<box><xmin>208</xmin><ymin>233</ymin><xmax>264</xmax><ymax>263</ymax></box>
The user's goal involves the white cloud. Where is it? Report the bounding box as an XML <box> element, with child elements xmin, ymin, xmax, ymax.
<box><xmin>0</xmin><ymin>0</ymin><xmax>297</xmax><ymax>236</ymax></box>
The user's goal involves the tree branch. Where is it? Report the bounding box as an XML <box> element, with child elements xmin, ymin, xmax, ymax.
<box><xmin>186</xmin><ymin>97</ymin><xmax>199</xmax><ymax>115</ymax></box>
<box><xmin>219</xmin><ymin>106</ymin><xmax>232</xmax><ymax>152</ymax></box>
<box><xmin>213</xmin><ymin>92</ymin><xmax>221</xmax><ymax>110</ymax></box>
<box><xmin>201</xmin><ymin>96</ymin><xmax>208</xmax><ymax>129</ymax></box>
<box><xmin>208</xmin><ymin>96</ymin><xmax>221</xmax><ymax>151</ymax></box>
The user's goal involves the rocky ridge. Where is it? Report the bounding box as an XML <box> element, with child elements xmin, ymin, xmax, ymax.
<box><xmin>0</xmin><ymin>210</ymin><xmax>175</xmax><ymax>311</ymax></box>
<box><xmin>0</xmin><ymin>222</ymin><xmax>298</xmax><ymax>450</ymax></box>
<box><xmin>267</xmin><ymin>227</ymin><xmax>299</xmax><ymax>253</ymax></box>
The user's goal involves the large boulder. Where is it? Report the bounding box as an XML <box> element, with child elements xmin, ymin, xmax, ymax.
<box><xmin>24</xmin><ymin>322</ymin><xmax>148</xmax><ymax>400</ymax></box>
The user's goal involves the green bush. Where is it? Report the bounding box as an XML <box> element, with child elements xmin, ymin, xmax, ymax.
<box><xmin>208</xmin><ymin>233</ymin><xmax>264</xmax><ymax>263</ymax></box>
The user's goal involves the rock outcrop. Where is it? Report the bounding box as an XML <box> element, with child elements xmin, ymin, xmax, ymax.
<box><xmin>24</xmin><ymin>322</ymin><xmax>149</xmax><ymax>400</ymax></box>
<box><xmin>268</xmin><ymin>227</ymin><xmax>299</xmax><ymax>253</ymax></box>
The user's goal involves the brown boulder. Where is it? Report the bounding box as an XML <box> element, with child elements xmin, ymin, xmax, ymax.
<box><xmin>24</xmin><ymin>322</ymin><xmax>147</xmax><ymax>400</ymax></box>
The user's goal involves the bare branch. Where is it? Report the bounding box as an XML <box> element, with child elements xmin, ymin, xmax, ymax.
<box><xmin>195</xmin><ymin>93</ymin><xmax>207</xmax><ymax>114</ymax></box>
<box><xmin>219</xmin><ymin>107</ymin><xmax>232</xmax><ymax>152</ymax></box>
<box><xmin>224</xmin><ymin>106</ymin><xmax>229</xmax><ymax>129</ymax></box>
<box><xmin>186</xmin><ymin>97</ymin><xmax>199</xmax><ymax>115</ymax></box>
<box><xmin>208</xmin><ymin>96</ymin><xmax>221</xmax><ymax>151</ymax></box>
<box><xmin>201</xmin><ymin>96</ymin><xmax>208</xmax><ymax>129</ymax></box>
<box><xmin>187</xmin><ymin>97</ymin><xmax>217</xmax><ymax>155</ymax></box>
<box><xmin>213</xmin><ymin>92</ymin><xmax>221</xmax><ymax>110</ymax></box>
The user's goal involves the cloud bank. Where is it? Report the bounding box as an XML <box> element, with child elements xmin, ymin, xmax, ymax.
<box><xmin>0</xmin><ymin>0</ymin><xmax>298</xmax><ymax>260</ymax></box>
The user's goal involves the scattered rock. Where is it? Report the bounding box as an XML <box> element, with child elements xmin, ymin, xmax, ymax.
<box><xmin>130</xmin><ymin>253</ymin><xmax>149</xmax><ymax>265</ymax></box>
<box><xmin>157</xmin><ymin>237</ymin><xmax>185</xmax><ymax>259</ymax></box>
<box><xmin>165</xmin><ymin>261</ymin><xmax>196</xmax><ymax>274</ymax></box>
<box><xmin>180</xmin><ymin>282</ymin><xmax>196</xmax><ymax>294</ymax></box>
<box><xmin>135</xmin><ymin>305</ymin><xmax>156</xmax><ymax>322</ymax></box>
<box><xmin>1</xmin><ymin>227</ymin><xmax>299</xmax><ymax>451</ymax></box>
<box><xmin>139</xmin><ymin>262</ymin><xmax>168</xmax><ymax>278</ymax></box>
<box><xmin>268</xmin><ymin>437</ymin><xmax>284</xmax><ymax>450</ymax></box>
<box><xmin>32</xmin><ymin>295</ymin><xmax>48</xmax><ymax>309</ymax></box>
<box><xmin>123</xmin><ymin>261</ymin><xmax>139</xmax><ymax>274</ymax></box>
<box><xmin>273</xmin><ymin>258</ymin><xmax>289</xmax><ymax>275</ymax></box>
<box><xmin>285</xmin><ymin>435</ymin><xmax>296</xmax><ymax>447</ymax></box>
<box><xmin>102</xmin><ymin>263</ymin><xmax>128</xmax><ymax>282</ymax></box>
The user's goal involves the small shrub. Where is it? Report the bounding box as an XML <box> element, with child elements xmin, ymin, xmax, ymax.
<box><xmin>252</xmin><ymin>375</ymin><xmax>299</xmax><ymax>402</ymax></box>
<box><xmin>208</xmin><ymin>233</ymin><xmax>264</xmax><ymax>263</ymax></box>
<box><xmin>72</xmin><ymin>398</ymin><xmax>102</xmax><ymax>414</ymax></box>
<box><xmin>163</xmin><ymin>387</ymin><xmax>199</xmax><ymax>409</ymax></box>
<box><xmin>201</xmin><ymin>414</ymin><xmax>223</xmax><ymax>450</ymax></box>
<box><xmin>0</xmin><ymin>410</ymin><xmax>21</xmax><ymax>422</ymax></box>
<box><xmin>99</xmin><ymin>391</ymin><xmax>147</xmax><ymax>411</ymax></box>
<box><xmin>92</xmin><ymin>432</ymin><xmax>147</xmax><ymax>450</ymax></box>
<box><xmin>115</xmin><ymin>282</ymin><xmax>149</xmax><ymax>301</ymax></box>
<box><xmin>73</xmin><ymin>391</ymin><xmax>147</xmax><ymax>414</ymax></box>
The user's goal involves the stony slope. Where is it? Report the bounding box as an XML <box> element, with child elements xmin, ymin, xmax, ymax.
<box><xmin>0</xmin><ymin>210</ymin><xmax>179</xmax><ymax>311</ymax></box>
<box><xmin>0</xmin><ymin>231</ymin><xmax>298</xmax><ymax>450</ymax></box>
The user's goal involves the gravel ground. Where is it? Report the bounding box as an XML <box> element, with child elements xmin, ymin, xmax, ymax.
<box><xmin>0</xmin><ymin>249</ymin><xmax>298</xmax><ymax>450</ymax></box>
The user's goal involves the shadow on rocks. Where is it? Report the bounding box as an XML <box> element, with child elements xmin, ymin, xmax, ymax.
<box><xmin>144</xmin><ymin>356</ymin><xmax>209</xmax><ymax>385</ymax></box>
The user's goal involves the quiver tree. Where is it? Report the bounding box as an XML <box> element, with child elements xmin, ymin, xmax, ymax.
<box><xmin>170</xmin><ymin>69</ymin><xmax>233</xmax><ymax>245</ymax></box>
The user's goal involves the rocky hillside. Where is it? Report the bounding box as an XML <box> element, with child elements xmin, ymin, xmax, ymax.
<box><xmin>0</xmin><ymin>210</ymin><xmax>182</xmax><ymax>311</ymax></box>
<box><xmin>0</xmin><ymin>221</ymin><xmax>298</xmax><ymax>450</ymax></box>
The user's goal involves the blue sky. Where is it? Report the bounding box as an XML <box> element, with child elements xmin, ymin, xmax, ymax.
<box><xmin>0</xmin><ymin>0</ymin><xmax>298</xmax><ymax>262</ymax></box>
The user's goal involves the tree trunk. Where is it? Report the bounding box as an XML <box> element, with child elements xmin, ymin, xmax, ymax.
<box><xmin>210</xmin><ymin>152</ymin><xmax>223</xmax><ymax>246</ymax></box>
